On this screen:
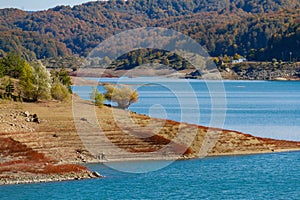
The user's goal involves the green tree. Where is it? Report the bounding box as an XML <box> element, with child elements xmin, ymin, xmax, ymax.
<box><xmin>5</xmin><ymin>79</ymin><xmax>15</xmax><ymax>98</ymax></box>
<box><xmin>19</xmin><ymin>62</ymin><xmax>35</xmax><ymax>100</ymax></box>
<box><xmin>90</xmin><ymin>87</ymin><xmax>105</xmax><ymax>107</ymax></box>
<box><xmin>0</xmin><ymin>77</ymin><xmax>15</xmax><ymax>100</ymax></box>
<box><xmin>104</xmin><ymin>85</ymin><xmax>138</xmax><ymax>109</ymax></box>
<box><xmin>51</xmin><ymin>67</ymin><xmax>72</xmax><ymax>92</ymax></box>
<box><xmin>0</xmin><ymin>61</ymin><xmax>4</xmax><ymax>78</ymax></box>
<box><xmin>1</xmin><ymin>53</ymin><xmax>25</xmax><ymax>78</ymax></box>
<box><xmin>20</xmin><ymin>61</ymin><xmax>51</xmax><ymax>101</ymax></box>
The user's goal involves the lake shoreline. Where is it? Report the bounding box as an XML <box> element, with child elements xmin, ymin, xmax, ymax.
<box><xmin>0</xmin><ymin>172</ymin><xmax>101</xmax><ymax>186</ymax></box>
<box><xmin>2</xmin><ymin>149</ymin><xmax>300</xmax><ymax>186</ymax></box>
<box><xmin>1</xmin><ymin>91</ymin><xmax>300</xmax><ymax>185</ymax></box>
<box><xmin>83</xmin><ymin>148</ymin><xmax>300</xmax><ymax>164</ymax></box>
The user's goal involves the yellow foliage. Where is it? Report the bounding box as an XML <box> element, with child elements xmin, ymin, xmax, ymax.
<box><xmin>104</xmin><ymin>85</ymin><xmax>138</xmax><ymax>109</ymax></box>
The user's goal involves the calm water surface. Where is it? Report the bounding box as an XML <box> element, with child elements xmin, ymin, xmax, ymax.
<box><xmin>75</xmin><ymin>78</ymin><xmax>300</xmax><ymax>140</ymax></box>
<box><xmin>1</xmin><ymin>152</ymin><xmax>299</xmax><ymax>199</ymax></box>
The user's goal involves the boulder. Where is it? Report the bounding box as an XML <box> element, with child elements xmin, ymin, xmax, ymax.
<box><xmin>24</xmin><ymin>112</ymin><xmax>40</xmax><ymax>124</ymax></box>
<box><xmin>92</xmin><ymin>171</ymin><xmax>102</xmax><ymax>178</ymax></box>
<box><xmin>24</xmin><ymin>111</ymin><xmax>30</xmax><ymax>117</ymax></box>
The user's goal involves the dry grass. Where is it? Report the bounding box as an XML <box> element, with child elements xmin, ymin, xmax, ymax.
<box><xmin>1</xmin><ymin>97</ymin><xmax>300</xmax><ymax>182</ymax></box>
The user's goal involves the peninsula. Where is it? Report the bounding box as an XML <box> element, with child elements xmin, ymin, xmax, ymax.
<box><xmin>1</xmin><ymin>97</ymin><xmax>299</xmax><ymax>185</ymax></box>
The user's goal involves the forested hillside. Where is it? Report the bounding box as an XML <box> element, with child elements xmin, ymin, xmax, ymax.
<box><xmin>0</xmin><ymin>0</ymin><xmax>299</xmax><ymax>61</ymax></box>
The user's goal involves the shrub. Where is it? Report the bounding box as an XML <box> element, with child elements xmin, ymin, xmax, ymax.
<box><xmin>90</xmin><ymin>87</ymin><xmax>105</xmax><ymax>107</ymax></box>
<box><xmin>0</xmin><ymin>77</ymin><xmax>13</xmax><ymax>97</ymax></box>
<box><xmin>19</xmin><ymin>62</ymin><xmax>35</xmax><ymax>100</ymax></box>
<box><xmin>51</xmin><ymin>82</ymin><xmax>70</xmax><ymax>101</ymax></box>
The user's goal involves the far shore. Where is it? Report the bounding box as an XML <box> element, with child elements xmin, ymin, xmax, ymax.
<box><xmin>69</xmin><ymin>61</ymin><xmax>300</xmax><ymax>81</ymax></box>
<box><xmin>71</xmin><ymin>76</ymin><xmax>300</xmax><ymax>89</ymax></box>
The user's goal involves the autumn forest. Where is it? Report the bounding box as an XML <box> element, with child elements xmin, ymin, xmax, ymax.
<box><xmin>0</xmin><ymin>0</ymin><xmax>299</xmax><ymax>62</ymax></box>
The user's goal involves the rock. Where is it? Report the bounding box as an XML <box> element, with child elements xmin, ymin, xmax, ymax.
<box><xmin>24</xmin><ymin>113</ymin><xmax>40</xmax><ymax>124</ymax></box>
<box><xmin>80</xmin><ymin>118</ymin><xmax>88</xmax><ymax>122</ymax></box>
<box><xmin>92</xmin><ymin>171</ymin><xmax>102</xmax><ymax>178</ymax></box>
<box><xmin>24</xmin><ymin>111</ymin><xmax>30</xmax><ymax>117</ymax></box>
<box><xmin>33</xmin><ymin>117</ymin><xmax>40</xmax><ymax>124</ymax></box>
<box><xmin>225</xmin><ymin>68</ymin><xmax>231</xmax><ymax>73</ymax></box>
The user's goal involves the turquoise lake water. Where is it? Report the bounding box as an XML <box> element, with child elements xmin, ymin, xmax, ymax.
<box><xmin>1</xmin><ymin>79</ymin><xmax>299</xmax><ymax>199</ymax></box>
<box><xmin>1</xmin><ymin>152</ymin><xmax>299</xmax><ymax>199</ymax></box>
<box><xmin>75</xmin><ymin>78</ymin><xmax>300</xmax><ymax>141</ymax></box>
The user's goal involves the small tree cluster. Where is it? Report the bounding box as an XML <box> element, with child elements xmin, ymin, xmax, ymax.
<box><xmin>104</xmin><ymin>85</ymin><xmax>138</xmax><ymax>109</ymax></box>
<box><xmin>0</xmin><ymin>52</ymin><xmax>72</xmax><ymax>102</ymax></box>
<box><xmin>90</xmin><ymin>85</ymin><xmax>138</xmax><ymax>109</ymax></box>
<box><xmin>50</xmin><ymin>68</ymin><xmax>72</xmax><ymax>101</ymax></box>
<box><xmin>50</xmin><ymin>67</ymin><xmax>72</xmax><ymax>92</ymax></box>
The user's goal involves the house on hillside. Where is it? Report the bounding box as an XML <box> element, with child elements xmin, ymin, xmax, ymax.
<box><xmin>232</xmin><ymin>58</ymin><xmax>247</xmax><ymax>63</ymax></box>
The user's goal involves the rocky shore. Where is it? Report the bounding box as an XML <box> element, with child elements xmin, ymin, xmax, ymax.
<box><xmin>71</xmin><ymin>62</ymin><xmax>300</xmax><ymax>81</ymax></box>
<box><xmin>219</xmin><ymin>62</ymin><xmax>300</xmax><ymax>80</ymax></box>
<box><xmin>0</xmin><ymin>172</ymin><xmax>99</xmax><ymax>185</ymax></box>
<box><xmin>1</xmin><ymin>98</ymin><xmax>300</xmax><ymax>185</ymax></box>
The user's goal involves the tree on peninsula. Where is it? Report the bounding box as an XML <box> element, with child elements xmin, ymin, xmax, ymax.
<box><xmin>104</xmin><ymin>85</ymin><xmax>138</xmax><ymax>109</ymax></box>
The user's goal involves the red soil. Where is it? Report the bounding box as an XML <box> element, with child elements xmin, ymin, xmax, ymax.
<box><xmin>0</xmin><ymin>137</ymin><xmax>90</xmax><ymax>180</ymax></box>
